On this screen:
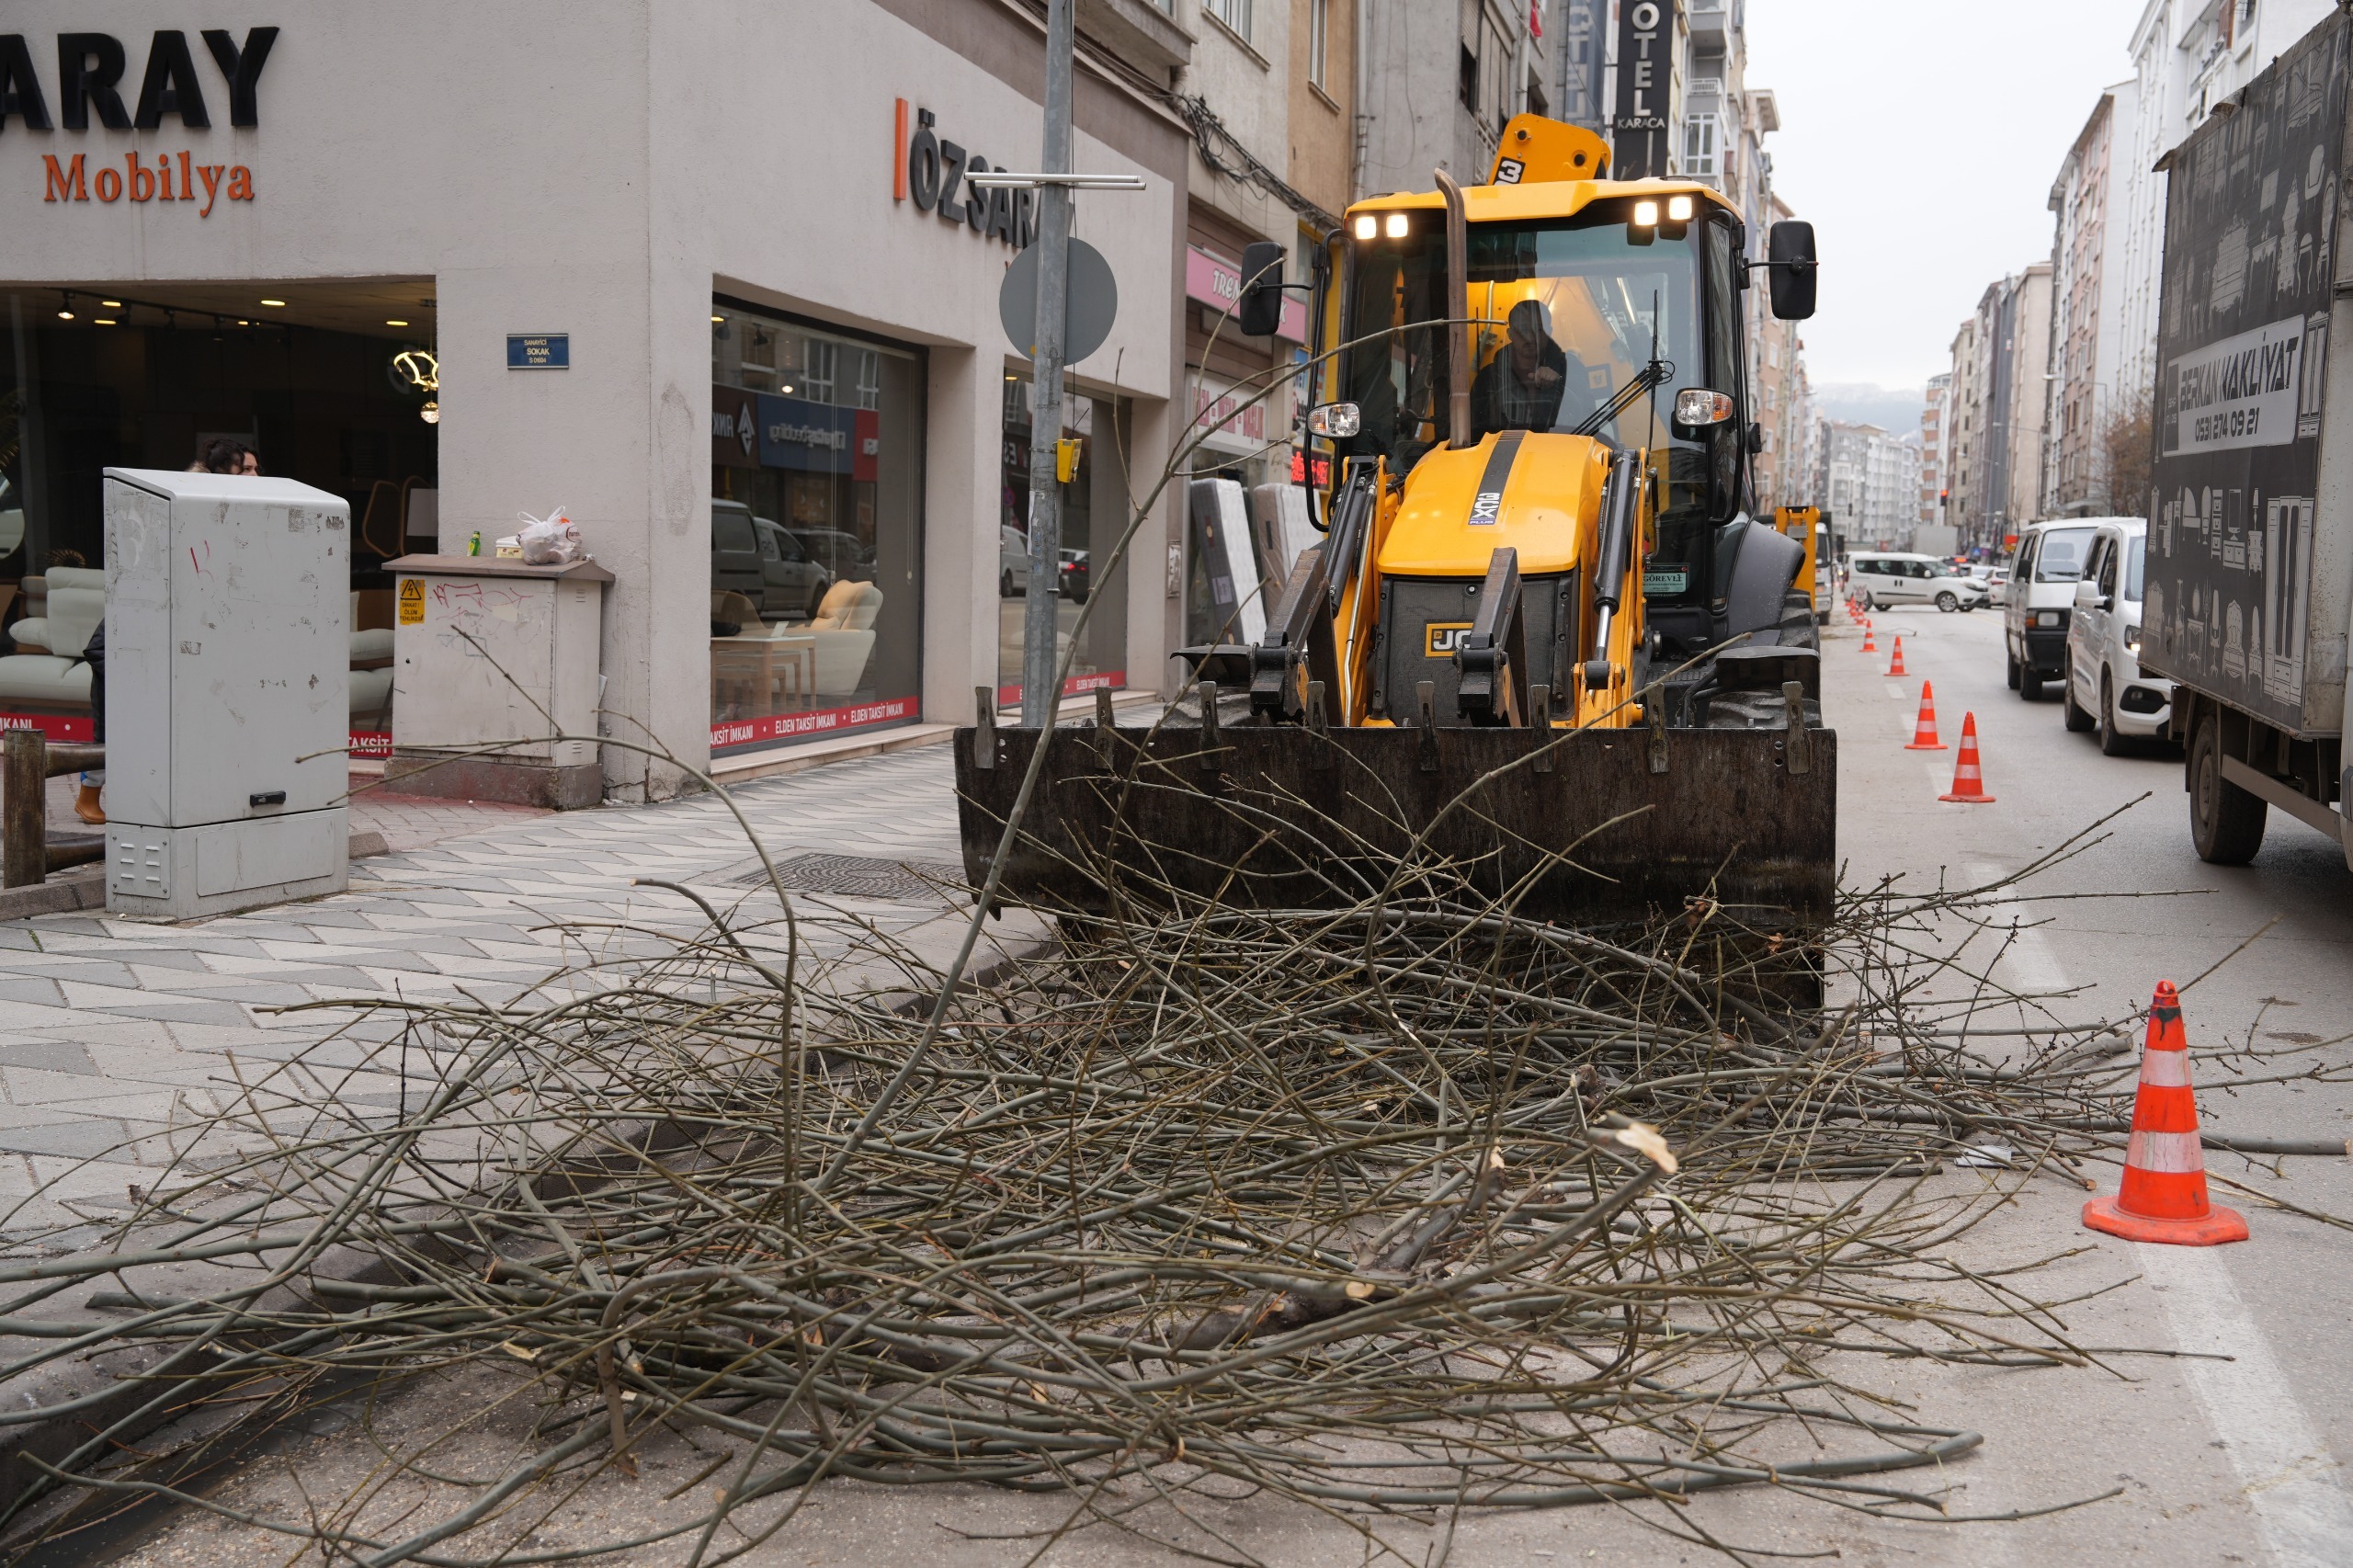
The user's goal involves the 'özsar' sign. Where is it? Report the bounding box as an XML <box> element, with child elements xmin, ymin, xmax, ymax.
<box><xmin>894</xmin><ymin>98</ymin><xmax>1037</xmax><ymax>250</ymax></box>
<box><xmin>4</xmin><ymin>28</ymin><xmax>277</xmax><ymax>212</ymax></box>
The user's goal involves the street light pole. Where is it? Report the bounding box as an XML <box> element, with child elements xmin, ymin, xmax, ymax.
<box><xmin>1019</xmin><ymin>0</ymin><xmax>1075</xmax><ymax>730</ymax></box>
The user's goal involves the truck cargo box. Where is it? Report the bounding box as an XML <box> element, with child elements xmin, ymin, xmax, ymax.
<box><xmin>2143</xmin><ymin>14</ymin><xmax>2352</xmax><ymax>740</ymax></box>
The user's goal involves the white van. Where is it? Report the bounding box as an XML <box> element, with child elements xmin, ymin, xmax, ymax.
<box><xmin>1848</xmin><ymin>551</ymin><xmax>1989</xmax><ymax>612</ymax></box>
<box><xmin>2005</xmin><ymin>519</ymin><xmax>2104</xmax><ymax>699</ymax></box>
<box><xmin>2062</xmin><ymin>517</ymin><xmax>2173</xmax><ymax>753</ymax></box>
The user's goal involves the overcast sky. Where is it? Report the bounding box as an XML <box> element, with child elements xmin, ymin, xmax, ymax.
<box><xmin>1744</xmin><ymin>0</ymin><xmax>2147</xmax><ymax>395</ymax></box>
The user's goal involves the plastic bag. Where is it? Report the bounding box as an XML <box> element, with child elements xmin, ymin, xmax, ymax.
<box><xmin>516</xmin><ymin>506</ymin><xmax>583</xmax><ymax>565</ymax></box>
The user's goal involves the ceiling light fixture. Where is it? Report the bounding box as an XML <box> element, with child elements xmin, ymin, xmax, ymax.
<box><xmin>386</xmin><ymin>319</ymin><xmax>409</xmax><ymax>327</ymax></box>
<box><xmin>101</xmin><ymin>299</ymin><xmax>122</xmax><ymax>308</ymax></box>
<box><xmin>95</xmin><ymin>318</ymin><xmax>118</xmax><ymax>326</ymax></box>
<box><xmin>260</xmin><ymin>298</ymin><xmax>286</xmax><ymax>307</ymax></box>
<box><xmin>419</xmin><ymin>400</ymin><xmax>440</xmax><ymax>426</ymax></box>
<box><xmin>56</xmin><ymin>290</ymin><xmax>74</xmax><ymax>321</ymax></box>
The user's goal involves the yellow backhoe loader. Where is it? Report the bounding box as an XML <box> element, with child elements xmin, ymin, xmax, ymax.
<box><xmin>957</xmin><ymin>116</ymin><xmax>1834</xmax><ymax>936</ymax></box>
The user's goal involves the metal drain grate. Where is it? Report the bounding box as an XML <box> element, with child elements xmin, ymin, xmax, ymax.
<box><xmin>727</xmin><ymin>852</ymin><xmax>964</xmax><ymax>903</ymax></box>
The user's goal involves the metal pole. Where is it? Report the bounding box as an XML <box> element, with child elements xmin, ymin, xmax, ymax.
<box><xmin>1019</xmin><ymin>0</ymin><xmax>1075</xmax><ymax>730</ymax></box>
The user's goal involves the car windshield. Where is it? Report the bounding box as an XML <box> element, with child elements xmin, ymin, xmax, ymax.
<box><xmin>1338</xmin><ymin>199</ymin><xmax>1733</xmax><ymax>605</ymax></box>
<box><xmin>2034</xmin><ymin>527</ymin><xmax>2096</xmax><ymax>582</ymax></box>
<box><xmin>2123</xmin><ymin>536</ymin><xmax>2143</xmax><ymax>601</ymax></box>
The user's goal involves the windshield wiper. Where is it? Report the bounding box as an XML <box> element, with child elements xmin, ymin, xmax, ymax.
<box><xmin>1573</xmin><ymin>359</ymin><xmax>1672</xmax><ymax>439</ymax></box>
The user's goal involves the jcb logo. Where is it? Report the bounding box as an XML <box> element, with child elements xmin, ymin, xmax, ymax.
<box><xmin>1425</xmin><ymin>622</ymin><xmax>1472</xmax><ymax>657</ymax></box>
<box><xmin>1469</xmin><ymin>488</ymin><xmax>1504</xmax><ymax>527</ymax></box>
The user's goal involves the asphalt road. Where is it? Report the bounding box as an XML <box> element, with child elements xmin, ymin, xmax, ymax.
<box><xmin>98</xmin><ymin>601</ymin><xmax>2353</xmax><ymax>1568</ymax></box>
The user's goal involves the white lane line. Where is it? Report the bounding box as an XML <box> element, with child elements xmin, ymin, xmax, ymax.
<box><xmin>2137</xmin><ymin>1244</ymin><xmax>2353</xmax><ymax>1567</ymax></box>
<box><xmin>1965</xmin><ymin>860</ymin><xmax>2070</xmax><ymax>995</ymax></box>
<box><xmin>1883</xmin><ymin>682</ymin><xmax>1909</xmax><ymax>700</ymax></box>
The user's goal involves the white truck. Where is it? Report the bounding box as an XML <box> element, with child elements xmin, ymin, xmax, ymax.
<box><xmin>2143</xmin><ymin>14</ymin><xmax>2352</xmax><ymax>870</ymax></box>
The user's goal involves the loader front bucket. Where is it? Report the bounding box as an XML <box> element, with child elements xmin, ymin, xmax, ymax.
<box><xmin>954</xmin><ymin>721</ymin><xmax>1836</xmax><ymax>936</ymax></box>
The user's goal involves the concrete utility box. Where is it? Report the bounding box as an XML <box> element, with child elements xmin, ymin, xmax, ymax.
<box><xmin>102</xmin><ymin>470</ymin><xmax>351</xmax><ymax>918</ymax></box>
<box><xmin>384</xmin><ymin>555</ymin><xmax>612</xmax><ymax>808</ymax></box>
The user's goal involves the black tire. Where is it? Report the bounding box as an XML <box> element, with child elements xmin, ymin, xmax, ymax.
<box><xmin>2063</xmin><ymin>674</ymin><xmax>2094</xmax><ymax>732</ymax></box>
<box><xmin>2019</xmin><ymin>667</ymin><xmax>2045</xmax><ymax>700</ymax></box>
<box><xmin>1936</xmin><ymin>591</ymin><xmax>1960</xmax><ymax>613</ymax></box>
<box><xmin>2097</xmin><ymin>671</ymin><xmax>2130</xmax><ymax>756</ymax></box>
<box><xmin>1000</xmin><ymin>571</ymin><xmax>1015</xmax><ymax>598</ymax></box>
<box><xmin>1861</xmin><ymin>593</ymin><xmax>1878</xmax><ymax>612</ymax></box>
<box><xmin>2006</xmin><ymin>653</ymin><xmax>2021</xmax><ymax>690</ymax></box>
<box><xmin>2188</xmin><ymin>710</ymin><xmax>2266</xmax><ymax>864</ymax></box>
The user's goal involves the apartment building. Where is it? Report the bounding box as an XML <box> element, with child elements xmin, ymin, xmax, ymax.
<box><xmin>1358</xmin><ymin>1</ymin><xmax>1552</xmax><ymax>196</ymax></box>
<box><xmin>2045</xmin><ymin>84</ymin><xmax>2139</xmax><ymax>517</ymax></box>
<box><xmin>1945</xmin><ymin>267</ymin><xmax>2052</xmax><ymax>551</ymax></box>
<box><xmin>1920</xmin><ymin>371</ymin><xmax>1951</xmax><ymax>527</ymax></box>
<box><xmin>1817</xmin><ymin>421</ymin><xmax>1922</xmax><ymax>552</ymax></box>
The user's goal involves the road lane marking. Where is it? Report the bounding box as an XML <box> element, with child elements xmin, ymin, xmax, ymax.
<box><xmin>1966</xmin><ymin>861</ymin><xmax>2069</xmax><ymax>995</ymax></box>
<box><xmin>1883</xmin><ymin>682</ymin><xmax>1909</xmax><ymax>700</ymax></box>
<box><xmin>2137</xmin><ymin>1244</ymin><xmax>2353</xmax><ymax>1567</ymax></box>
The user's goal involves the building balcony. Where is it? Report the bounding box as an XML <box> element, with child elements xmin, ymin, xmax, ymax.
<box><xmin>1688</xmin><ymin>0</ymin><xmax>1737</xmax><ymax>47</ymax></box>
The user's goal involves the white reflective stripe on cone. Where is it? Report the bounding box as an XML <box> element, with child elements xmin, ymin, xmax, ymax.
<box><xmin>2126</xmin><ymin>1129</ymin><xmax>2205</xmax><ymax>1174</ymax></box>
<box><xmin>2138</xmin><ymin>1048</ymin><xmax>2193</xmax><ymax>1087</ymax></box>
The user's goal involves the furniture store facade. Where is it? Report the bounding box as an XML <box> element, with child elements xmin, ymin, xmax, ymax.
<box><xmin>0</xmin><ymin>0</ymin><xmax>1186</xmax><ymax>800</ymax></box>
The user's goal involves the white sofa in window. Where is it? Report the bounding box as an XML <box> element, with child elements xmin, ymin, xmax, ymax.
<box><xmin>0</xmin><ymin>567</ymin><xmax>102</xmax><ymax>712</ymax></box>
<box><xmin>798</xmin><ymin>580</ymin><xmax>881</xmax><ymax>699</ymax></box>
<box><xmin>0</xmin><ymin>568</ymin><xmax>394</xmax><ymax>723</ymax></box>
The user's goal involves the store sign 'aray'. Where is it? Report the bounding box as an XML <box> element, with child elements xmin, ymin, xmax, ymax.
<box><xmin>3</xmin><ymin>27</ymin><xmax>277</xmax><ymax>210</ymax></box>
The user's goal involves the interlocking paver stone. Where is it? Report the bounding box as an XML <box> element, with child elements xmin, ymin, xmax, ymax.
<box><xmin>0</xmin><ymin>745</ymin><xmax>969</xmax><ymax>1236</ymax></box>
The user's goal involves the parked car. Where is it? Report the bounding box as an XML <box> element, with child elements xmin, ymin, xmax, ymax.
<box><xmin>2062</xmin><ymin>517</ymin><xmax>2173</xmax><ymax>754</ymax></box>
<box><xmin>1847</xmin><ymin>552</ymin><xmax>1989</xmax><ymax>612</ymax></box>
<box><xmin>1058</xmin><ymin>548</ymin><xmax>1090</xmax><ymax>603</ymax></box>
<box><xmin>1000</xmin><ymin>525</ymin><xmax>1029</xmax><ymax>597</ymax></box>
<box><xmin>788</xmin><ymin>527</ymin><xmax>875</xmax><ymax>582</ymax></box>
<box><xmin>712</xmin><ymin>500</ymin><xmax>832</xmax><ymax>623</ymax></box>
<box><xmin>1984</xmin><ymin>566</ymin><xmax>2013</xmax><ymax>607</ymax></box>
<box><xmin>2005</xmin><ymin>519</ymin><xmax>2103</xmax><ymax>699</ymax></box>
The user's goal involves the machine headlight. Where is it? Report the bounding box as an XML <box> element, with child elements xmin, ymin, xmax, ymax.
<box><xmin>1672</xmin><ymin>388</ymin><xmax>1735</xmax><ymax>427</ymax></box>
<box><xmin>1352</xmin><ymin>213</ymin><xmax>1377</xmax><ymax>241</ymax></box>
<box><xmin>2035</xmin><ymin>610</ymin><xmax>2063</xmax><ymax>628</ymax></box>
<box><xmin>1666</xmin><ymin>194</ymin><xmax>1694</xmax><ymax>222</ymax></box>
<box><xmin>1632</xmin><ymin>199</ymin><xmax>1660</xmax><ymax>227</ymax></box>
<box><xmin>2124</xmin><ymin>623</ymin><xmax>2142</xmax><ymax>652</ymax></box>
<box><xmin>1384</xmin><ymin>211</ymin><xmax>1410</xmax><ymax>238</ymax></box>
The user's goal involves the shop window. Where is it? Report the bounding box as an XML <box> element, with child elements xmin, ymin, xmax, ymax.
<box><xmin>2</xmin><ymin>281</ymin><xmax>438</xmax><ymax>758</ymax></box>
<box><xmin>998</xmin><ymin>375</ymin><xmax>1129</xmax><ymax>710</ymax></box>
<box><xmin>710</xmin><ymin>299</ymin><xmax>925</xmax><ymax>751</ymax></box>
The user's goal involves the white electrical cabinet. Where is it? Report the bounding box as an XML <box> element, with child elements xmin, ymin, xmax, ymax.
<box><xmin>103</xmin><ymin>469</ymin><xmax>350</xmax><ymax>918</ymax></box>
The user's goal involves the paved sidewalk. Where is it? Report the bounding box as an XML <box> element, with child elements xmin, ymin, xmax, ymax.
<box><xmin>0</xmin><ymin>746</ymin><xmax>967</xmax><ymax>1239</ymax></box>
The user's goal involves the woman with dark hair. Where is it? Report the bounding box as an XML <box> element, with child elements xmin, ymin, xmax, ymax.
<box><xmin>197</xmin><ymin>437</ymin><xmax>260</xmax><ymax>475</ymax></box>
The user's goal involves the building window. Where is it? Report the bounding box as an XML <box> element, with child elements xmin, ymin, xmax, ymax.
<box><xmin>1309</xmin><ymin>0</ymin><xmax>1328</xmax><ymax>86</ymax></box>
<box><xmin>1683</xmin><ymin>114</ymin><xmax>1722</xmax><ymax>180</ymax></box>
<box><xmin>1000</xmin><ymin>380</ymin><xmax>1129</xmax><ymax>709</ymax></box>
<box><xmin>1459</xmin><ymin>43</ymin><xmax>1477</xmax><ymax>109</ymax></box>
<box><xmin>710</xmin><ymin>300</ymin><xmax>926</xmax><ymax>752</ymax></box>
<box><xmin>1208</xmin><ymin>0</ymin><xmax>1251</xmax><ymax>42</ymax></box>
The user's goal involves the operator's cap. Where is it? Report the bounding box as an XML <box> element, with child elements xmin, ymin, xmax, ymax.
<box><xmin>1506</xmin><ymin>299</ymin><xmax>1552</xmax><ymax>344</ymax></box>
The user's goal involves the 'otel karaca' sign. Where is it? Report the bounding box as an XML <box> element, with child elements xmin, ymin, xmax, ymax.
<box><xmin>1</xmin><ymin>28</ymin><xmax>277</xmax><ymax>215</ymax></box>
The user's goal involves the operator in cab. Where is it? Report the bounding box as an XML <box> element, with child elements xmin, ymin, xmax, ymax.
<box><xmin>1472</xmin><ymin>300</ymin><xmax>1573</xmax><ymax>433</ymax></box>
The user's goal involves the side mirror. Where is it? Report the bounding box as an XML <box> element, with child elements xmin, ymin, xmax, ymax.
<box><xmin>2074</xmin><ymin>580</ymin><xmax>2109</xmax><ymax>611</ymax></box>
<box><xmin>1236</xmin><ymin>241</ymin><xmax>1287</xmax><ymax>337</ymax></box>
<box><xmin>1768</xmin><ymin>220</ymin><xmax>1817</xmax><ymax>320</ymax></box>
<box><xmin>1307</xmin><ymin>402</ymin><xmax>1361</xmax><ymax>438</ymax></box>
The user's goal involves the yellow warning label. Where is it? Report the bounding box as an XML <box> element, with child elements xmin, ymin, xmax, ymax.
<box><xmin>397</xmin><ymin>578</ymin><xmax>426</xmax><ymax>625</ymax></box>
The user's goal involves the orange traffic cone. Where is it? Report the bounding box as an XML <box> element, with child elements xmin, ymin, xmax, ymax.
<box><xmin>1887</xmin><ymin>635</ymin><xmax>1907</xmax><ymax>676</ymax></box>
<box><xmin>2083</xmin><ymin>982</ymin><xmax>2248</xmax><ymax>1246</ymax></box>
<box><xmin>1938</xmin><ymin>713</ymin><xmax>1995</xmax><ymax>802</ymax></box>
<box><xmin>1860</xmin><ymin>624</ymin><xmax>1877</xmax><ymax>653</ymax></box>
<box><xmin>1904</xmin><ymin>680</ymin><xmax>1946</xmax><ymax>750</ymax></box>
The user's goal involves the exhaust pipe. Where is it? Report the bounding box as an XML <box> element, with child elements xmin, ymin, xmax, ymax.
<box><xmin>1435</xmin><ymin>168</ymin><xmax>1471</xmax><ymax>450</ymax></box>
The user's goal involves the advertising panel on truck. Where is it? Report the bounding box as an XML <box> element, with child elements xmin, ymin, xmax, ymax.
<box><xmin>2143</xmin><ymin>17</ymin><xmax>2347</xmax><ymax>736</ymax></box>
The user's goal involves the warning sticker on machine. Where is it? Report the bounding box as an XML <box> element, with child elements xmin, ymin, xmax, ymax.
<box><xmin>397</xmin><ymin>579</ymin><xmax>426</xmax><ymax>625</ymax></box>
